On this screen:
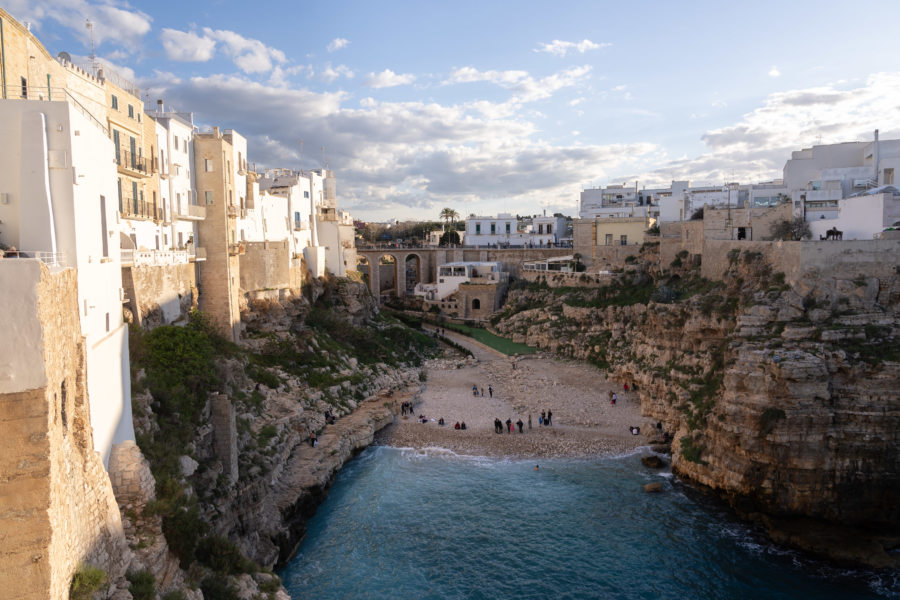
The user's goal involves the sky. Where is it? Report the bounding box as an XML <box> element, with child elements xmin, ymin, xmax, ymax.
<box><xmin>7</xmin><ymin>0</ymin><xmax>900</xmax><ymax>221</ymax></box>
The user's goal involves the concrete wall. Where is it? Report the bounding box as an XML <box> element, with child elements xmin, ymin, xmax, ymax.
<box><xmin>240</xmin><ymin>240</ymin><xmax>290</xmax><ymax>292</ymax></box>
<box><xmin>122</xmin><ymin>262</ymin><xmax>197</xmax><ymax>328</ymax></box>
<box><xmin>699</xmin><ymin>238</ymin><xmax>900</xmax><ymax>283</ymax></box>
<box><xmin>195</xmin><ymin>131</ymin><xmax>241</xmax><ymax>342</ymax></box>
<box><xmin>0</xmin><ymin>260</ymin><xmax>129</xmax><ymax>599</ymax></box>
<box><xmin>457</xmin><ymin>282</ymin><xmax>506</xmax><ymax>320</ymax></box>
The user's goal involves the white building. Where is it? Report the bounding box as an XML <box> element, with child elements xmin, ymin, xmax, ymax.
<box><xmin>783</xmin><ymin>131</ymin><xmax>900</xmax><ymax>238</ymax></box>
<box><xmin>530</xmin><ymin>215</ymin><xmax>567</xmax><ymax>247</ymax></box>
<box><xmin>0</xmin><ymin>100</ymin><xmax>134</xmax><ymax>465</ymax></box>
<box><xmin>580</xmin><ymin>183</ymin><xmax>661</xmax><ymax>220</ymax></box>
<box><xmin>414</xmin><ymin>261</ymin><xmax>504</xmax><ymax>301</ymax></box>
<box><xmin>463</xmin><ymin>213</ymin><xmax>519</xmax><ymax>246</ymax></box>
<box><xmin>149</xmin><ymin>103</ymin><xmax>203</xmax><ymax>255</ymax></box>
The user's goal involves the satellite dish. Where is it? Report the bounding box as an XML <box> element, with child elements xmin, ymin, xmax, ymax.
<box><xmin>58</xmin><ymin>51</ymin><xmax>72</xmax><ymax>64</ymax></box>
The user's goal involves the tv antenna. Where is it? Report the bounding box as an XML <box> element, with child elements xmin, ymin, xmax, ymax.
<box><xmin>298</xmin><ymin>138</ymin><xmax>303</xmax><ymax>174</ymax></box>
<box><xmin>85</xmin><ymin>19</ymin><xmax>97</xmax><ymax>75</ymax></box>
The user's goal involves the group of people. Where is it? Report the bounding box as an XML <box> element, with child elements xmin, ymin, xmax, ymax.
<box><xmin>494</xmin><ymin>417</ymin><xmax>525</xmax><ymax>433</ymax></box>
<box><xmin>538</xmin><ymin>410</ymin><xmax>552</xmax><ymax>426</ymax></box>
<box><xmin>400</xmin><ymin>401</ymin><xmax>415</xmax><ymax>416</ymax></box>
<box><xmin>472</xmin><ymin>384</ymin><xmax>494</xmax><ymax>398</ymax></box>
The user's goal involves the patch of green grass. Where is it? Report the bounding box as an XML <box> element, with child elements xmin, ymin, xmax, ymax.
<box><xmin>680</xmin><ymin>435</ymin><xmax>707</xmax><ymax>465</ymax></box>
<box><xmin>126</xmin><ymin>570</ymin><xmax>156</xmax><ymax>600</ymax></box>
<box><xmin>70</xmin><ymin>565</ymin><xmax>107</xmax><ymax>600</ymax></box>
<box><xmin>444</xmin><ymin>323</ymin><xmax>537</xmax><ymax>355</ymax></box>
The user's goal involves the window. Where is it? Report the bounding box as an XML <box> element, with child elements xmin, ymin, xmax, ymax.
<box><xmin>294</xmin><ymin>211</ymin><xmax>302</xmax><ymax>228</ymax></box>
<box><xmin>304</xmin><ymin>191</ymin><xmax>310</xmax><ymax>198</ymax></box>
<box><xmin>620</xmin><ymin>235</ymin><xmax>628</xmax><ymax>246</ymax></box>
<box><xmin>113</xmin><ymin>130</ymin><xmax>121</xmax><ymax>164</ymax></box>
<box><xmin>506</xmin><ymin>223</ymin><xmax>511</xmax><ymax>234</ymax></box>
<box><xmin>128</xmin><ymin>104</ymin><xmax>134</xmax><ymax>118</ymax></box>
<box><xmin>538</xmin><ymin>224</ymin><xmax>544</xmax><ymax>234</ymax></box>
<box><xmin>111</xmin><ymin>95</ymin><xmax>118</xmax><ymax>110</ymax></box>
<box><xmin>117</xmin><ymin>179</ymin><xmax>123</xmax><ymax>212</ymax></box>
<box><xmin>132</xmin><ymin>181</ymin><xmax>138</xmax><ymax>206</ymax></box>
<box><xmin>472</xmin><ymin>299</ymin><xmax>481</xmax><ymax>310</ymax></box>
<box><xmin>205</xmin><ymin>191</ymin><xmax>214</xmax><ymax>205</ymax></box>
<box><xmin>490</xmin><ymin>223</ymin><xmax>496</xmax><ymax>234</ymax></box>
<box><xmin>205</xmin><ymin>159</ymin><xmax>213</xmax><ymax>172</ymax></box>
<box><xmin>547</xmin><ymin>225</ymin><xmax>552</xmax><ymax>234</ymax></box>
<box><xmin>885</xmin><ymin>168</ymin><xmax>895</xmax><ymax>185</ymax></box>
<box><xmin>99</xmin><ymin>196</ymin><xmax>108</xmax><ymax>258</ymax></box>
<box><xmin>605</xmin><ymin>234</ymin><xmax>613</xmax><ymax>246</ymax></box>
<box><xmin>476</xmin><ymin>223</ymin><xmax>481</xmax><ymax>235</ymax></box>
<box><xmin>21</xmin><ymin>76</ymin><xmax>27</xmax><ymax>99</ymax></box>
<box><xmin>106</xmin><ymin>312</ymin><xmax>110</xmax><ymax>333</ymax></box>
<box><xmin>174</xmin><ymin>135</ymin><xmax>179</xmax><ymax>149</ymax></box>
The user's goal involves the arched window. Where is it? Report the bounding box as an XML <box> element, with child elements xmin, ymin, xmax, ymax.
<box><xmin>472</xmin><ymin>298</ymin><xmax>481</xmax><ymax>310</ymax></box>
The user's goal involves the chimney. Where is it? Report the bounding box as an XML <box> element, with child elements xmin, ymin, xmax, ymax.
<box><xmin>874</xmin><ymin>129</ymin><xmax>880</xmax><ymax>184</ymax></box>
<box><xmin>213</xmin><ymin>126</ymin><xmax>220</xmax><ymax>137</ymax></box>
<box><xmin>157</xmin><ymin>99</ymin><xmax>164</xmax><ymax>112</ymax></box>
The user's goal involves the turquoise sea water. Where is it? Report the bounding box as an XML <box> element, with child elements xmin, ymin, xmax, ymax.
<box><xmin>280</xmin><ymin>446</ymin><xmax>899</xmax><ymax>599</ymax></box>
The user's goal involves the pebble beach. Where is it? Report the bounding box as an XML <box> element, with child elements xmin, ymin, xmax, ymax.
<box><xmin>375</xmin><ymin>329</ymin><xmax>651</xmax><ymax>459</ymax></box>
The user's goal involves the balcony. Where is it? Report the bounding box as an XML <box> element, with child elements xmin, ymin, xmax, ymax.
<box><xmin>117</xmin><ymin>149</ymin><xmax>150</xmax><ymax>176</ymax></box>
<box><xmin>120</xmin><ymin>198</ymin><xmax>163</xmax><ymax>222</ymax></box>
<box><xmin>175</xmin><ymin>204</ymin><xmax>207</xmax><ymax>221</ymax></box>
<box><xmin>226</xmin><ymin>204</ymin><xmax>238</xmax><ymax>219</ymax></box>
<box><xmin>228</xmin><ymin>242</ymin><xmax>246</xmax><ymax>256</ymax></box>
<box><xmin>189</xmin><ymin>247</ymin><xmax>207</xmax><ymax>262</ymax></box>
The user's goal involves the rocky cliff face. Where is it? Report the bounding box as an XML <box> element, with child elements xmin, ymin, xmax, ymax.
<box><xmin>493</xmin><ymin>246</ymin><xmax>900</xmax><ymax>566</ymax></box>
<box><xmin>124</xmin><ymin>277</ymin><xmax>436</xmax><ymax>597</ymax></box>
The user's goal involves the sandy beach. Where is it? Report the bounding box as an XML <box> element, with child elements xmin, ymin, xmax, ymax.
<box><xmin>375</xmin><ymin>329</ymin><xmax>654</xmax><ymax>459</ymax></box>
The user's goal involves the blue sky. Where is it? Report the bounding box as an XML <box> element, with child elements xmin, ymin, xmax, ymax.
<box><xmin>7</xmin><ymin>0</ymin><xmax>900</xmax><ymax>220</ymax></box>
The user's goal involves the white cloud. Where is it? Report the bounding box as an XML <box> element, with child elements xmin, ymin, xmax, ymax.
<box><xmin>535</xmin><ymin>39</ymin><xmax>610</xmax><ymax>57</ymax></box>
<box><xmin>160</xmin><ymin>28</ymin><xmax>216</xmax><ymax>62</ymax></box>
<box><xmin>632</xmin><ymin>72</ymin><xmax>900</xmax><ymax>187</ymax></box>
<box><xmin>569</xmin><ymin>97</ymin><xmax>586</xmax><ymax>106</ymax></box>
<box><xmin>327</xmin><ymin>38</ymin><xmax>350</xmax><ymax>52</ymax></box>
<box><xmin>148</xmin><ymin>72</ymin><xmax>656</xmax><ymax>219</ymax></box>
<box><xmin>6</xmin><ymin>0</ymin><xmax>152</xmax><ymax>50</ymax></box>
<box><xmin>320</xmin><ymin>64</ymin><xmax>355</xmax><ymax>83</ymax></box>
<box><xmin>769</xmin><ymin>66</ymin><xmax>781</xmax><ymax>77</ymax></box>
<box><xmin>365</xmin><ymin>69</ymin><xmax>416</xmax><ymax>88</ymax></box>
<box><xmin>202</xmin><ymin>28</ymin><xmax>286</xmax><ymax>73</ymax></box>
<box><xmin>446</xmin><ymin>65</ymin><xmax>592</xmax><ymax>103</ymax></box>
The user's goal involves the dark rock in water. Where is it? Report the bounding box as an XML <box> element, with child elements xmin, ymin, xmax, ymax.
<box><xmin>644</xmin><ymin>482</ymin><xmax>663</xmax><ymax>493</ymax></box>
<box><xmin>642</xmin><ymin>455</ymin><xmax>664</xmax><ymax>468</ymax></box>
<box><xmin>651</xmin><ymin>444</ymin><xmax>671</xmax><ymax>454</ymax></box>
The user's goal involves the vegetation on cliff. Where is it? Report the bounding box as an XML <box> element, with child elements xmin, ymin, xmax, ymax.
<box><xmin>127</xmin><ymin>277</ymin><xmax>438</xmax><ymax>595</ymax></box>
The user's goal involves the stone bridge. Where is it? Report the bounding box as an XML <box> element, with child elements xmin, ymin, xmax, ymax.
<box><xmin>355</xmin><ymin>246</ymin><xmax>572</xmax><ymax>299</ymax></box>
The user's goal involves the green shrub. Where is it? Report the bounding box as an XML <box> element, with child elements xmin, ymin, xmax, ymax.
<box><xmin>680</xmin><ymin>436</ymin><xmax>707</xmax><ymax>464</ymax></box>
<box><xmin>126</xmin><ymin>569</ymin><xmax>156</xmax><ymax>600</ymax></box>
<box><xmin>200</xmin><ymin>576</ymin><xmax>240</xmax><ymax>600</ymax></box>
<box><xmin>70</xmin><ymin>564</ymin><xmax>107</xmax><ymax>600</ymax></box>
<box><xmin>196</xmin><ymin>536</ymin><xmax>257</xmax><ymax>575</ymax></box>
<box><xmin>162</xmin><ymin>592</ymin><xmax>189</xmax><ymax>600</ymax></box>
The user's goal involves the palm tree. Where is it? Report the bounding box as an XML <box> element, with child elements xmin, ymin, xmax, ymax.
<box><xmin>439</xmin><ymin>208</ymin><xmax>459</xmax><ymax>232</ymax></box>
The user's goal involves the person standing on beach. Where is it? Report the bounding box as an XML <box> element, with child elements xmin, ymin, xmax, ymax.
<box><xmin>517</xmin><ymin>419</ymin><xmax>524</xmax><ymax>433</ymax></box>
<box><xmin>546</xmin><ymin>410</ymin><xmax>552</xmax><ymax>426</ymax></box>
<box><xmin>528</xmin><ymin>414</ymin><xmax>532</xmax><ymax>429</ymax></box>
<box><xmin>607</xmin><ymin>390</ymin><xmax>613</xmax><ymax>404</ymax></box>
<box><xmin>611</xmin><ymin>393</ymin><xmax>617</xmax><ymax>406</ymax></box>
<box><xmin>494</xmin><ymin>418</ymin><xmax>502</xmax><ymax>434</ymax></box>
<box><xmin>488</xmin><ymin>385</ymin><xmax>493</xmax><ymax>398</ymax></box>
<box><xmin>540</xmin><ymin>410</ymin><xmax>546</xmax><ymax>426</ymax></box>
<box><xmin>506</xmin><ymin>418</ymin><xmax>512</xmax><ymax>433</ymax></box>
<box><xmin>481</xmin><ymin>387</ymin><xmax>485</xmax><ymax>397</ymax></box>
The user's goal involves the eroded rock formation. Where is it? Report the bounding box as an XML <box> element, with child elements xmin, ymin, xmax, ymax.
<box><xmin>493</xmin><ymin>245</ymin><xmax>900</xmax><ymax>566</ymax></box>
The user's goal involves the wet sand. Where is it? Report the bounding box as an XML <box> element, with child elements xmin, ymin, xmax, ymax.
<box><xmin>375</xmin><ymin>329</ymin><xmax>652</xmax><ymax>459</ymax></box>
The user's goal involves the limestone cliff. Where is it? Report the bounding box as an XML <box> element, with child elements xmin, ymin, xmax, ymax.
<box><xmin>125</xmin><ymin>276</ymin><xmax>436</xmax><ymax>597</ymax></box>
<box><xmin>493</xmin><ymin>244</ymin><xmax>900</xmax><ymax>566</ymax></box>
